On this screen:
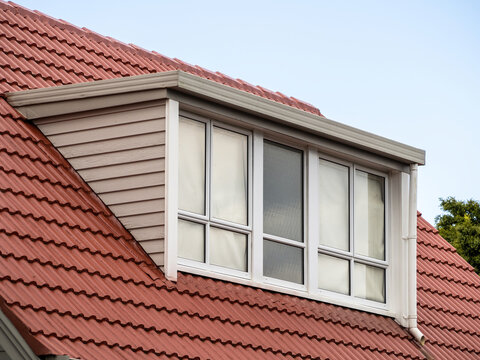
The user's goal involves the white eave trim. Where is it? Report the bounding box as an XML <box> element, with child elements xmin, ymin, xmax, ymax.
<box><xmin>6</xmin><ymin>70</ymin><xmax>425</xmax><ymax>165</ymax></box>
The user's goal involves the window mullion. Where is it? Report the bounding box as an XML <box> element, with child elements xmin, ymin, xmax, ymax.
<box><xmin>307</xmin><ymin>147</ymin><xmax>319</xmax><ymax>292</ymax></box>
<box><xmin>205</xmin><ymin>121</ymin><xmax>212</xmax><ymax>264</ymax></box>
<box><xmin>350</xmin><ymin>164</ymin><xmax>355</xmax><ymax>297</ymax></box>
<box><xmin>252</xmin><ymin>130</ymin><xmax>264</xmax><ymax>282</ymax></box>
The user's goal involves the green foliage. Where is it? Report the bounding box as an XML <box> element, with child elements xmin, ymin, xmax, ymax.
<box><xmin>435</xmin><ymin>197</ymin><xmax>480</xmax><ymax>274</ymax></box>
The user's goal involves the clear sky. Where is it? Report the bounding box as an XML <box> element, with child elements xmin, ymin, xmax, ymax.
<box><xmin>12</xmin><ymin>0</ymin><xmax>480</xmax><ymax>225</ymax></box>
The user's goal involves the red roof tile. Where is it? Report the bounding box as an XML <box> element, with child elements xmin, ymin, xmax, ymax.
<box><xmin>0</xmin><ymin>2</ymin><xmax>478</xmax><ymax>359</ymax></box>
<box><xmin>0</xmin><ymin>1</ymin><xmax>323</xmax><ymax>116</ymax></box>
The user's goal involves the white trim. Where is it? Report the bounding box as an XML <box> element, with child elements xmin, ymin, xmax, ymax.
<box><xmin>176</xmin><ymin>263</ymin><xmax>395</xmax><ymax>317</ymax></box>
<box><xmin>178</xmin><ymin>116</ymin><xmax>253</xmax><ymax>276</ymax></box>
<box><xmin>307</xmin><ymin>147</ymin><xmax>319</xmax><ymax>292</ymax></box>
<box><xmin>314</xmin><ymin>153</ymin><xmax>390</xmax><ymax>306</ymax></box>
<box><xmin>252</xmin><ymin>130</ymin><xmax>264</xmax><ymax>282</ymax></box>
<box><xmin>164</xmin><ymin>99</ymin><xmax>179</xmax><ymax>281</ymax></box>
<box><xmin>7</xmin><ymin>71</ymin><xmax>425</xmax><ymax>165</ymax></box>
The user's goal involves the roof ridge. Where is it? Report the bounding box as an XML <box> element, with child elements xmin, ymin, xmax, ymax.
<box><xmin>0</xmin><ymin>206</ymin><xmax>131</xmax><ymax>241</ymax></box>
<box><xmin>0</xmin><ymin>228</ymin><xmax>142</xmax><ymax>264</ymax></box>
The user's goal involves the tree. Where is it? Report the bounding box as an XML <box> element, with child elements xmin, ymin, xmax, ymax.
<box><xmin>435</xmin><ymin>197</ymin><xmax>480</xmax><ymax>274</ymax></box>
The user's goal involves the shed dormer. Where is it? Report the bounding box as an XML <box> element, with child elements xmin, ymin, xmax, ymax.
<box><xmin>7</xmin><ymin>71</ymin><xmax>425</xmax><ymax>340</ymax></box>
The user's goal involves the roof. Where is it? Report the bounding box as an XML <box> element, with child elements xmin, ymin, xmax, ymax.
<box><xmin>0</xmin><ymin>1</ymin><xmax>322</xmax><ymax>117</ymax></box>
<box><xmin>0</xmin><ymin>1</ymin><xmax>478</xmax><ymax>359</ymax></box>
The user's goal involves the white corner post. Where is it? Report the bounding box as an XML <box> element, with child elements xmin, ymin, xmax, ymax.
<box><xmin>406</xmin><ymin>163</ymin><xmax>425</xmax><ymax>345</ymax></box>
<box><xmin>165</xmin><ymin>99</ymin><xmax>179</xmax><ymax>281</ymax></box>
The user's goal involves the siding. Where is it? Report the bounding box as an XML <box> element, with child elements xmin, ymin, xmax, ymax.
<box><xmin>34</xmin><ymin>102</ymin><xmax>166</xmax><ymax>266</ymax></box>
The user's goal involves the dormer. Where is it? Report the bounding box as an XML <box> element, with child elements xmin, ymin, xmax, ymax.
<box><xmin>7</xmin><ymin>71</ymin><xmax>425</xmax><ymax>341</ymax></box>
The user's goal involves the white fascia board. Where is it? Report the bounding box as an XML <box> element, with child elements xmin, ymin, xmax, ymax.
<box><xmin>6</xmin><ymin>70</ymin><xmax>425</xmax><ymax>165</ymax></box>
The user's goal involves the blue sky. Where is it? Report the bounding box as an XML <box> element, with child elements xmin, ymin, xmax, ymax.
<box><xmin>13</xmin><ymin>0</ymin><xmax>480</xmax><ymax>225</ymax></box>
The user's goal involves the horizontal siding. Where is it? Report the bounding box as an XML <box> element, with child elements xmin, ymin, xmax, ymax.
<box><xmin>80</xmin><ymin>159</ymin><xmax>165</xmax><ymax>182</ymax></box>
<box><xmin>47</xmin><ymin>119</ymin><xmax>165</xmax><ymax>146</ymax></box>
<box><xmin>59</xmin><ymin>132</ymin><xmax>165</xmax><ymax>158</ymax></box>
<box><xmin>69</xmin><ymin>145</ymin><xmax>165</xmax><ymax>169</ymax></box>
<box><xmin>36</xmin><ymin>105</ymin><xmax>166</xmax><ymax>134</ymax></box>
<box><xmin>100</xmin><ymin>186</ymin><xmax>164</xmax><ymax>205</ymax></box>
<box><xmin>35</xmin><ymin>103</ymin><xmax>166</xmax><ymax>268</ymax></box>
<box><xmin>88</xmin><ymin>172</ymin><xmax>165</xmax><ymax>193</ymax></box>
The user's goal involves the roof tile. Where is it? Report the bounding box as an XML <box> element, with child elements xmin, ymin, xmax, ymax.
<box><xmin>0</xmin><ymin>2</ymin><xmax>478</xmax><ymax>359</ymax></box>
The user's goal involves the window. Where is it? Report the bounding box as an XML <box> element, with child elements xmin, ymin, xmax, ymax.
<box><xmin>263</xmin><ymin>141</ymin><xmax>304</xmax><ymax>284</ymax></box>
<box><xmin>177</xmin><ymin>116</ymin><xmax>251</xmax><ymax>275</ymax></box>
<box><xmin>317</xmin><ymin>158</ymin><xmax>387</xmax><ymax>303</ymax></box>
<box><xmin>176</xmin><ymin>113</ymin><xmax>392</xmax><ymax>311</ymax></box>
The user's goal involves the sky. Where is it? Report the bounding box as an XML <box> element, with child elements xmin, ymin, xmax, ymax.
<box><xmin>12</xmin><ymin>0</ymin><xmax>480</xmax><ymax>225</ymax></box>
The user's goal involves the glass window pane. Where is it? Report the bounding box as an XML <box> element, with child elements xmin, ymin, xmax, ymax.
<box><xmin>354</xmin><ymin>263</ymin><xmax>385</xmax><ymax>303</ymax></box>
<box><xmin>179</xmin><ymin>118</ymin><xmax>205</xmax><ymax>214</ymax></box>
<box><xmin>354</xmin><ymin>171</ymin><xmax>385</xmax><ymax>260</ymax></box>
<box><xmin>318</xmin><ymin>253</ymin><xmax>350</xmax><ymax>295</ymax></box>
<box><xmin>178</xmin><ymin>219</ymin><xmax>204</xmax><ymax>262</ymax></box>
<box><xmin>263</xmin><ymin>240</ymin><xmax>303</xmax><ymax>284</ymax></box>
<box><xmin>263</xmin><ymin>141</ymin><xmax>303</xmax><ymax>242</ymax></box>
<box><xmin>318</xmin><ymin>159</ymin><xmax>349</xmax><ymax>251</ymax></box>
<box><xmin>211</xmin><ymin>127</ymin><xmax>248</xmax><ymax>225</ymax></box>
<box><xmin>210</xmin><ymin>227</ymin><xmax>247</xmax><ymax>271</ymax></box>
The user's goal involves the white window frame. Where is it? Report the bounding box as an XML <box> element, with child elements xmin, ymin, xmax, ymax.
<box><xmin>311</xmin><ymin>151</ymin><xmax>390</xmax><ymax>311</ymax></box>
<box><xmin>260</xmin><ymin>136</ymin><xmax>308</xmax><ymax>291</ymax></box>
<box><xmin>177</xmin><ymin>113</ymin><xmax>253</xmax><ymax>279</ymax></box>
<box><xmin>174</xmin><ymin>112</ymin><xmax>398</xmax><ymax>316</ymax></box>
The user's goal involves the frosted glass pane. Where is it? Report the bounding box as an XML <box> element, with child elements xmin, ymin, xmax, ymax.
<box><xmin>178</xmin><ymin>219</ymin><xmax>204</xmax><ymax>262</ymax></box>
<box><xmin>354</xmin><ymin>171</ymin><xmax>385</xmax><ymax>260</ymax></box>
<box><xmin>263</xmin><ymin>240</ymin><xmax>303</xmax><ymax>284</ymax></box>
<box><xmin>263</xmin><ymin>141</ymin><xmax>303</xmax><ymax>242</ymax></box>
<box><xmin>210</xmin><ymin>227</ymin><xmax>247</xmax><ymax>271</ymax></box>
<box><xmin>318</xmin><ymin>253</ymin><xmax>350</xmax><ymax>295</ymax></box>
<box><xmin>211</xmin><ymin>127</ymin><xmax>248</xmax><ymax>225</ymax></box>
<box><xmin>318</xmin><ymin>159</ymin><xmax>349</xmax><ymax>251</ymax></box>
<box><xmin>179</xmin><ymin>118</ymin><xmax>205</xmax><ymax>214</ymax></box>
<box><xmin>354</xmin><ymin>263</ymin><xmax>385</xmax><ymax>303</ymax></box>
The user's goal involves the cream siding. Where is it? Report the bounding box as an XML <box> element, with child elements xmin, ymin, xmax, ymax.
<box><xmin>34</xmin><ymin>102</ymin><xmax>167</xmax><ymax>266</ymax></box>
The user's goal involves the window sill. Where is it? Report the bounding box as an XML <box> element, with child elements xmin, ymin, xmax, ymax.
<box><xmin>177</xmin><ymin>264</ymin><xmax>394</xmax><ymax>317</ymax></box>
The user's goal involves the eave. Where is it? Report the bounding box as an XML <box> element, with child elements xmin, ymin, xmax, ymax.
<box><xmin>6</xmin><ymin>70</ymin><xmax>425</xmax><ymax>165</ymax></box>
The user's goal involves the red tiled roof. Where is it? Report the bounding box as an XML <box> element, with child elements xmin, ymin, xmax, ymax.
<box><xmin>0</xmin><ymin>1</ymin><xmax>322</xmax><ymax>116</ymax></box>
<box><xmin>0</xmin><ymin>1</ymin><xmax>479</xmax><ymax>359</ymax></box>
